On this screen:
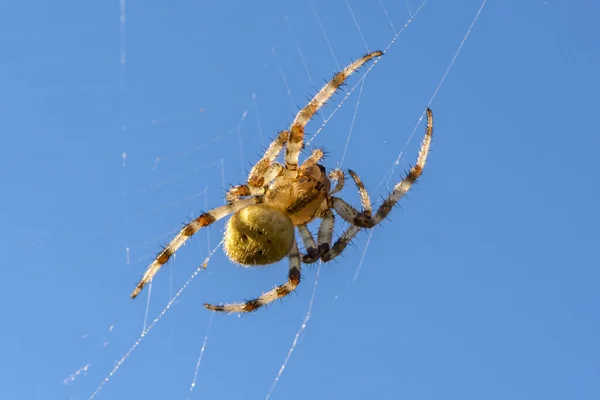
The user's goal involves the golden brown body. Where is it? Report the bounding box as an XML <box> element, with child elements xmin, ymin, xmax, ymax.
<box><xmin>224</xmin><ymin>164</ymin><xmax>330</xmax><ymax>266</ymax></box>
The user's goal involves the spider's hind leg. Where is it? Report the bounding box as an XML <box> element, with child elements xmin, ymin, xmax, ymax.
<box><xmin>204</xmin><ymin>240</ymin><xmax>302</xmax><ymax>313</ymax></box>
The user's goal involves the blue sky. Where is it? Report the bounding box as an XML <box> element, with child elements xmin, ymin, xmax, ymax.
<box><xmin>1</xmin><ymin>1</ymin><xmax>599</xmax><ymax>399</ymax></box>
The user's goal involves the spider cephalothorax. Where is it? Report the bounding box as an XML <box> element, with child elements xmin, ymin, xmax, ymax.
<box><xmin>131</xmin><ymin>50</ymin><xmax>434</xmax><ymax>313</ymax></box>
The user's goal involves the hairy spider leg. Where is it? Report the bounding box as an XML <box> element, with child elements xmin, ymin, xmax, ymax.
<box><xmin>333</xmin><ymin>108</ymin><xmax>433</xmax><ymax>228</ymax></box>
<box><xmin>300</xmin><ymin>209</ymin><xmax>336</xmax><ymax>263</ymax></box>
<box><xmin>131</xmin><ymin>197</ymin><xmax>261</xmax><ymax>299</ymax></box>
<box><xmin>297</xmin><ymin>225</ymin><xmax>318</xmax><ymax>260</ymax></box>
<box><xmin>299</xmin><ymin>174</ymin><xmax>341</xmax><ymax>263</ymax></box>
<box><xmin>284</xmin><ymin>50</ymin><xmax>383</xmax><ymax>176</ymax></box>
<box><xmin>303</xmin><ymin>108</ymin><xmax>433</xmax><ymax>263</ymax></box>
<box><xmin>204</xmin><ymin>239</ymin><xmax>302</xmax><ymax>313</ymax></box>
<box><xmin>346</xmin><ymin>169</ymin><xmax>374</xmax><ymax>220</ymax></box>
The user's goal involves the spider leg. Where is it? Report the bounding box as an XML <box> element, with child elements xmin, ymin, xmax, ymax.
<box><xmin>298</xmin><ymin>225</ymin><xmax>318</xmax><ymax>260</ymax></box>
<box><xmin>284</xmin><ymin>51</ymin><xmax>383</xmax><ymax>176</ymax></box>
<box><xmin>226</xmin><ymin>130</ymin><xmax>289</xmax><ymax>202</ymax></box>
<box><xmin>300</xmin><ymin>210</ymin><xmax>335</xmax><ymax>263</ymax></box>
<box><xmin>332</xmin><ymin>108</ymin><xmax>433</xmax><ymax>228</ymax></box>
<box><xmin>204</xmin><ymin>239</ymin><xmax>301</xmax><ymax>313</ymax></box>
<box><xmin>348</xmin><ymin>170</ymin><xmax>372</xmax><ymax>217</ymax></box>
<box><xmin>303</xmin><ymin>109</ymin><xmax>433</xmax><ymax>264</ymax></box>
<box><xmin>316</xmin><ymin>225</ymin><xmax>362</xmax><ymax>263</ymax></box>
<box><xmin>300</xmin><ymin>219</ymin><xmax>361</xmax><ymax>264</ymax></box>
<box><xmin>131</xmin><ymin>197</ymin><xmax>262</xmax><ymax>299</ymax></box>
<box><xmin>299</xmin><ymin>172</ymin><xmax>344</xmax><ymax>262</ymax></box>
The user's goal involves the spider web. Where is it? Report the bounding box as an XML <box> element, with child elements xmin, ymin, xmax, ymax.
<box><xmin>44</xmin><ymin>1</ymin><xmax>490</xmax><ymax>399</ymax></box>
<box><xmin>5</xmin><ymin>2</ymin><xmax>600</xmax><ymax>400</ymax></box>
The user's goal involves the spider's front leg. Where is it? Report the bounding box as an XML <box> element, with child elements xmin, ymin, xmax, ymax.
<box><xmin>284</xmin><ymin>51</ymin><xmax>383</xmax><ymax>176</ymax></box>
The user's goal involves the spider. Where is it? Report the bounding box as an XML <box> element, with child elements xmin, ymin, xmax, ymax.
<box><xmin>131</xmin><ymin>50</ymin><xmax>434</xmax><ymax>313</ymax></box>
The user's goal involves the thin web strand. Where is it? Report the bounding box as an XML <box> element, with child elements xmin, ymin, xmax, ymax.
<box><xmin>404</xmin><ymin>0</ymin><xmax>413</xmax><ymax>17</ymax></box>
<box><xmin>169</xmin><ymin>261</ymin><xmax>173</xmax><ymax>301</ymax></box>
<box><xmin>237</xmin><ymin>110</ymin><xmax>248</xmax><ymax>176</ymax></box>
<box><xmin>284</xmin><ymin>16</ymin><xmax>316</xmax><ymax>88</ymax></box>
<box><xmin>271</xmin><ymin>46</ymin><xmax>296</xmax><ymax>113</ymax></box>
<box><xmin>220</xmin><ymin>158</ymin><xmax>226</xmax><ymax>204</ymax></box>
<box><xmin>307</xmin><ymin>0</ymin><xmax>340</xmax><ymax>70</ymax></box>
<box><xmin>88</xmin><ymin>266</ymin><xmax>203</xmax><ymax>400</ymax></box>
<box><xmin>129</xmin><ymin>162</ymin><xmax>219</xmax><ymax>196</ymax></box>
<box><xmin>339</xmin><ymin>78</ymin><xmax>367</xmax><ymax>168</ymax></box>
<box><xmin>186</xmin><ymin>313</ymin><xmax>215</xmax><ymax>399</ymax></box>
<box><xmin>284</xmin><ymin>16</ymin><xmax>327</xmax><ymax>123</ymax></box>
<box><xmin>251</xmin><ymin>93</ymin><xmax>265</xmax><ymax>146</ymax></box>
<box><xmin>204</xmin><ymin>187</ymin><xmax>211</xmax><ymax>251</ymax></box>
<box><xmin>87</xmin><ymin>242</ymin><xmax>222</xmax><ymax>400</ymax></box>
<box><xmin>358</xmin><ymin>0</ymin><xmax>489</xmax><ymax>284</ymax></box>
<box><xmin>119</xmin><ymin>0</ymin><xmax>130</xmax><ymax>269</ymax></box>
<box><xmin>378</xmin><ymin>0</ymin><xmax>397</xmax><ymax>33</ymax></box>
<box><xmin>265</xmin><ymin>263</ymin><xmax>322</xmax><ymax>400</ymax></box>
<box><xmin>70</xmin><ymin>23</ymin><xmax>256</xmax><ymax>245</ymax></box>
<box><xmin>353</xmin><ymin>229</ymin><xmax>375</xmax><ymax>282</ymax></box>
<box><xmin>345</xmin><ymin>0</ymin><xmax>370</xmax><ymax>52</ymax></box>
<box><xmin>142</xmin><ymin>279</ymin><xmax>152</xmax><ymax>332</ymax></box>
<box><xmin>377</xmin><ymin>0</ymin><xmax>489</xmax><ymax>193</ymax></box>
<box><xmin>170</xmin><ymin>131</ymin><xmax>235</xmax><ymax>163</ymax></box>
<box><xmin>124</xmin><ymin>193</ymin><xmax>206</xmax><ymax>251</ymax></box>
<box><xmin>307</xmin><ymin>0</ymin><xmax>429</xmax><ymax>147</ymax></box>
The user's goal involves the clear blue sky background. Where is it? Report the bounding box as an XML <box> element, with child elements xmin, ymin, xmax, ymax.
<box><xmin>1</xmin><ymin>1</ymin><xmax>598</xmax><ymax>399</ymax></box>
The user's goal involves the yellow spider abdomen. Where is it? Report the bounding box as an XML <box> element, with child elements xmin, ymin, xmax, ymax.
<box><xmin>224</xmin><ymin>204</ymin><xmax>294</xmax><ymax>266</ymax></box>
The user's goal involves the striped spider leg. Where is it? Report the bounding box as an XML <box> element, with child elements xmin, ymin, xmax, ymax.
<box><xmin>130</xmin><ymin>197</ymin><xmax>261</xmax><ymax>299</ymax></box>
<box><xmin>204</xmin><ymin>239</ymin><xmax>302</xmax><ymax>313</ymax></box>
<box><xmin>301</xmin><ymin>108</ymin><xmax>433</xmax><ymax>264</ymax></box>
<box><xmin>283</xmin><ymin>51</ymin><xmax>383</xmax><ymax>177</ymax></box>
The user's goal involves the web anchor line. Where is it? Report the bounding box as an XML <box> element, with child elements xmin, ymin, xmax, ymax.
<box><xmin>87</xmin><ymin>241</ymin><xmax>222</xmax><ymax>400</ymax></box>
